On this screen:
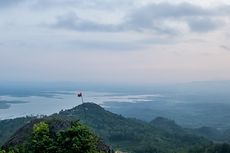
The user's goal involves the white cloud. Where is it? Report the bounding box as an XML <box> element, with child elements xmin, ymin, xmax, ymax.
<box><xmin>0</xmin><ymin>0</ymin><xmax>230</xmax><ymax>83</ymax></box>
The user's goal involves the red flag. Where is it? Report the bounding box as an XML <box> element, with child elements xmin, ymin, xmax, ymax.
<box><xmin>77</xmin><ymin>92</ymin><xmax>82</xmax><ymax>97</ymax></box>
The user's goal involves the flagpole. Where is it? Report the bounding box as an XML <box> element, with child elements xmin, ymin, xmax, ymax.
<box><xmin>77</xmin><ymin>92</ymin><xmax>86</xmax><ymax>123</ymax></box>
<box><xmin>82</xmin><ymin>93</ymin><xmax>86</xmax><ymax>124</ymax></box>
<box><xmin>81</xmin><ymin>95</ymin><xmax>84</xmax><ymax>104</ymax></box>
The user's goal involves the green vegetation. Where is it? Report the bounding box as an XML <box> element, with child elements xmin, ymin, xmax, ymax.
<box><xmin>0</xmin><ymin>117</ymin><xmax>35</xmax><ymax>146</ymax></box>
<box><xmin>1</xmin><ymin>121</ymin><xmax>105</xmax><ymax>153</ymax></box>
<box><xmin>1</xmin><ymin>103</ymin><xmax>230</xmax><ymax>153</ymax></box>
<box><xmin>56</xmin><ymin>103</ymin><xmax>211</xmax><ymax>152</ymax></box>
<box><xmin>31</xmin><ymin>122</ymin><xmax>55</xmax><ymax>153</ymax></box>
<box><xmin>189</xmin><ymin>143</ymin><xmax>230</xmax><ymax>153</ymax></box>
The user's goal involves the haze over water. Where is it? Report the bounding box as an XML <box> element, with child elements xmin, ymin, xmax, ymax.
<box><xmin>1</xmin><ymin>81</ymin><xmax>230</xmax><ymax>129</ymax></box>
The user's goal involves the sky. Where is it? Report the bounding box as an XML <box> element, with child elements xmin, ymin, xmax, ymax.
<box><xmin>0</xmin><ymin>0</ymin><xmax>230</xmax><ymax>85</ymax></box>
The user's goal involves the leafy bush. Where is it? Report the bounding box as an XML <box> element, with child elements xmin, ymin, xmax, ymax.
<box><xmin>1</xmin><ymin>121</ymin><xmax>104</xmax><ymax>153</ymax></box>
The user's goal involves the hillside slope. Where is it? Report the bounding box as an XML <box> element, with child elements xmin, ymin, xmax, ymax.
<box><xmin>0</xmin><ymin>117</ymin><xmax>35</xmax><ymax>146</ymax></box>
<box><xmin>0</xmin><ymin>103</ymin><xmax>220</xmax><ymax>153</ymax></box>
<box><xmin>52</xmin><ymin>103</ymin><xmax>212</xmax><ymax>152</ymax></box>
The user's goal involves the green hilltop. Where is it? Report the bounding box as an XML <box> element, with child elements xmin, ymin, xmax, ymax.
<box><xmin>1</xmin><ymin>103</ymin><xmax>230</xmax><ymax>153</ymax></box>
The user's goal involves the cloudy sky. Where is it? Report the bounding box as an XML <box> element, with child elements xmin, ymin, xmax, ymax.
<box><xmin>0</xmin><ymin>0</ymin><xmax>230</xmax><ymax>85</ymax></box>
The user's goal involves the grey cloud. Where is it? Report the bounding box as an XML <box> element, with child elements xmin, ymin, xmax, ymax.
<box><xmin>125</xmin><ymin>2</ymin><xmax>226</xmax><ymax>33</ymax></box>
<box><xmin>187</xmin><ymin>17</ymin><xmax>223</xmax><ymax>32</ymax></box>
<box><xmin>127</xmin><ymin>2</ymin><xmax>212</xmax><ymax>21</ymax></box>
<box><xmin>0</xmin><ymin>0</ymin><xmax>133</xmax><ymax>11</ymax></box>
<box><xmin>53</xmin><ymin>13</ymin><xmax>122</xmax><ymax>32</ymax></box>
<box><xmin>2</xmin><ymin>0</ymin><xmax>228</xmax><ymax>34</ymax></box>
<box><xmin>30</xmin><ymin>0</ymin><xmax>134</xmax><ymax>10</ymax></box>
<box><xmin>31</xmin><ymin>0</ymin><xmax>94</xmax><ymax>9</ymax></box>
<box><xmin>53</xmin><ymin>13</ymin><xmax>180</xmax><ymax>36</ymax></box>
<box><xmin>52</xmin><ymin>2</ymin><xmax>229</xmax><ymax>34</ymax></box>
<box><xmin>217</xmin><ymin>5</ymin><xmax>230</xmax><ymax>15</ymax></box>
<box><xmin>220</xmin><ymin>45</ymin><xmax>230</xmax><ymax>51</ymax></box>
<box><xmin>0</xmin><ymin>0</ymin><xmax>20</xmax><ymax>5</ymax></box>
<box><xmin>0</xmin><ymin>0</ymin><xmax>25</xmax><ymax>8</ymax></box>
<box><xmin>52</xmin><ymin>12</ymin><xmax>180</xmax><ymax>35</ymax></box>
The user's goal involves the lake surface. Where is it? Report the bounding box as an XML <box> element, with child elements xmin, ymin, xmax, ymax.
<box><xmin>0</xmin><ymin>91</ymin><xmax>161</xmax><ymax>120</ymax></box>
<box><xmin>1</xmin><ymin>84</ymin><xmax>230</xmax><ymax>129</ymax></box>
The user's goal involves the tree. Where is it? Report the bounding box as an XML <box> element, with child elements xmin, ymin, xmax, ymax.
<box><xmin>31</xmin><ymin>122</ymin><xmax>55</xmax><ymax>153</ymax></box>
<box><xmin>2</xmin><ymin>121</ymin><xmax>104</xmax><ymax>153</ymax></box>
<box><xmin>0</xmin><ymin>149</ymin><xmax>15</xmax><ymax>153</ymax></box>
<box><xmin>56</xmin><ymin>121</ymin><xmax>100</xmax><ymax>153</ymax></box>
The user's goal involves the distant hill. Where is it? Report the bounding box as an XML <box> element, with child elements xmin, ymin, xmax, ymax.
<box><xmin>3</xmin><ymin>118</ymin><xmax>71</xmax><ymax>148</ymax></box>
<box><xmin>1</xmin><ymin>103</ymin><xmax>230</xmax><ymax>153</ymax></box>
<box><xmin>0</xmin><ymin>116</ymin><xmax>35</xmax><ymax>146</ymax></box>
<box><xmin>150</xmin><ymin>117</ymin><xmax>183</xmax><ymax>133</ymax></box>
<box><xmin>2</xmin><ymin>118</ymin><xmax>113</xmax><ymax>153</ymax></box>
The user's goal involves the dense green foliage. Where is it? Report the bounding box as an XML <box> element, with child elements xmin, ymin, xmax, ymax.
<box><xmin>56</xmin><ymin>121</ymin><xmax>100</xmax><ymax>153</ymax></box>
<box><xmin>0</xmin><ymin>121</ymin><xmax>103</xmax><ymax>153</ymax></box>
<box><xmin>31</xmin><ymin>122</ymin><xmax>55</xmax><ymax>153</ymax></box>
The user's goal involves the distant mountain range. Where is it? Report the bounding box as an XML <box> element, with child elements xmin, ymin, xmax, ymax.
<box><xmin>1</xmin><ymin>103</ymin><xmax>230</xmax><ymax>153</ymax></box>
